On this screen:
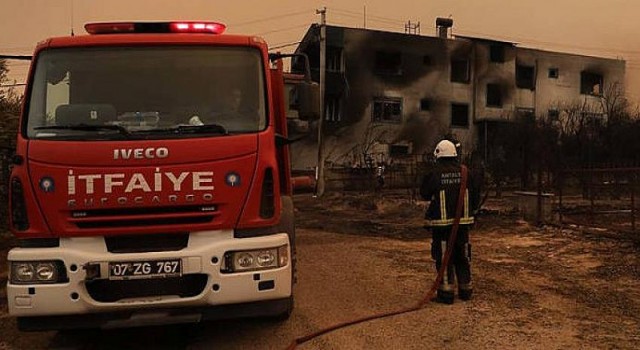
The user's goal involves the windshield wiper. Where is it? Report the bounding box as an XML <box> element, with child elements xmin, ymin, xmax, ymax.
<box><xmin>34</xmin><ymin>124</ymin><xmax>131</xmax><ymax>138</ymax></box>
<box><xmin>138</xmin><ymin>123</ymin><xmax>228</xmax><ymax>136</ymax></box>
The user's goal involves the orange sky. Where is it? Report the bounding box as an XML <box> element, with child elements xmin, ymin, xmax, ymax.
<box><xmin>2</xmin><ymin>0</ymin><xmax>639</xmax><ymax>102</ymax></box>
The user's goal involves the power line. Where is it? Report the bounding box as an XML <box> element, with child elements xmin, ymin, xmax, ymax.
<box><xmin>269</xmin><ymin>41</ymin><xmax>302</xmax><ymax>51</ymax></box>
<box><xmin>255</xmin><ymin>23</ymin><xmax>310</xmax><ymax>36</ymax></box>
<box><xmin>230</xmin><ymin>9</ymin><xmax>312</xmax><ymax>28</ymax></box>
<box><xmin>0</xmin><ymin>83</ymin><xmax>26</xmax><ymax>87</ymax></box>
<box><xmin>327</xmin><ymin>19</ymin><xmax>356</xmax><ymax>28</ymax></box>
<box><xmin>330</xmin><ymin>6</ymin><xmax>406</xmax><ymax>25</ymax></box>
<box><xmin>331</xmin><ymin>11</ymin><xmax>418</xmax><ymax>29</ymax></box>
<box><xmin>453</xmin><ymin>27</ymin><xmax>637</xmax><ymax>56</ymax></box>
<box><xmin>332</xmin><ymin>9</ymin><xmax>400</xmax><ymax>24</ymax></box>
<box><xmin>0</xmin><ymin>55</ymin><xmax>32</xmax><ymax>60</ymax></box>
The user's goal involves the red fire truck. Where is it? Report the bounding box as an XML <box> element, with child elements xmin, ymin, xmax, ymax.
<box><xmin>6</xmin><ymin>21</ymin><xmax>318</xmax><ymax>330</ymax></box>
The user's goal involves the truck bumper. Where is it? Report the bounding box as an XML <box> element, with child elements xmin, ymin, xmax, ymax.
<box><xmin>16</xmin><ymin>297</ymin><xmax>293</xmax><ymax>331</ymax></box>
<box><xmin>7</xmin><ymin>231</ymin><xmax>292</xmax><ymax>328</ymax></box>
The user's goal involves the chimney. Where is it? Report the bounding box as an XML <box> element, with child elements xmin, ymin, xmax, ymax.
<box><xmin>435</xmin><ymin>17</ymin><xmax>453</xmax><ymax>39</ymax></box>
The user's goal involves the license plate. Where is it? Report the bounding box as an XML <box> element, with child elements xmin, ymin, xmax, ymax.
<box><xmin>108</xmin><ymin>259</ymin><xmax>182</xmax><ymax>280</ymax></box>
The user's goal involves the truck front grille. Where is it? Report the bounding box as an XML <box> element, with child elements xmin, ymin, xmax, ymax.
<box><xmin>85</xmin><ymin>274</ymin><xmax>208</xmax><ymax>303</ymax></box>
<box><xmin>105</xmin><ymin>233</ymin><xmax>189</xmax><ymax>253</ymax></box>
<box><xmin>69</xmin><ymin>205</ymin><xmax>219</xmax><ymax>229</ymax></box>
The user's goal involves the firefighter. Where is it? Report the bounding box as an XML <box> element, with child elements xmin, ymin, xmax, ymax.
<box><xmin>420</xmin><ymin>139</ymin><xmax>481</xmax><ymax>304</ymax></box>
<box><xmin>219</xmin><ymin>88</ymin><xmax>243</xmax><ymax>116</ymax></box>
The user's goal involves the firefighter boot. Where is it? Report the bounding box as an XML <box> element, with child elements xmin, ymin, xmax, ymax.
<box><xmin>458</xmin><ymin>288</ymin><xmax>473</xmax><ymax>301</ymax></box>
<box><xmin>433</xmin><ymin>290</ymin><xmax>454</xmax><ymax>305</ymax></box>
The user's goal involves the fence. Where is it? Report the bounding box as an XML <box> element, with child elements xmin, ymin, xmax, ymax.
<box><xmin>324</xmin><ymin>154</ymin><xmax>425</xmax><ymax>192</ymax></box>
<box><xmin>557</xmin><ymin>167</ymin><xmax>639</xmax><ymax>233</ymax></box>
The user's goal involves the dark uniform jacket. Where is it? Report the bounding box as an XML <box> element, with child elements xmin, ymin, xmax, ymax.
<box><xmin>420</xmin><ymin>158</ymin><xmax>482</xmax><ymax>227</ymax></box>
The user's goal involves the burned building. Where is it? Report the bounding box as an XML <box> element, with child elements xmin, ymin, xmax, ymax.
<box><xmin>289</xmin><ymin>19</ymin><xmax>626</xmax><ymax>171</ymax></box>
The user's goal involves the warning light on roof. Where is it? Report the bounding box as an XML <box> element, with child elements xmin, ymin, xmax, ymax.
<box><xmin>84</xmin><ymin>22</ymin><xmax>226</xmax><ymax>35</ymax></box>
<box><xmin>169</xmin><ymin>22</ymin><xmax>226</xmax><ymax>34</ymax></box>
<box><xmin>84</xmin><ymin>23</ymin><xmax>136</xmax><ymax>35</ymax></box>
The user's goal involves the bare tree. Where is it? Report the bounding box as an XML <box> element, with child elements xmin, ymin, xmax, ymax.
<box><xmin>355</xmin><ymin>122</ymin><xmax>389</xmax><ymax>168</ymax></box>
<box><xmin>0</xmin><ymin>59</ymin><xmax>22</xmax><ymax>148</ymax></box>
<box><xmin>0</xmin><ymin>59</ymin><xmax>23</xmax><ymax>230</ymax></box>
<box><xmin>600</xmin><ymin>82</ymin><xmax>628</xmax><ymax>122</ymax></box>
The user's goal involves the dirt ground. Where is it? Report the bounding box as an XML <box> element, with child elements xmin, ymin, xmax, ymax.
<box><xmin>293</xmin><ymin>191</ymin><xmax>640</xmax><ymax>349</ymax></box>
<box><xmin>0</xmin><ymin>190</ymin><xmax>639</xmax><ymax>349</ymax></box>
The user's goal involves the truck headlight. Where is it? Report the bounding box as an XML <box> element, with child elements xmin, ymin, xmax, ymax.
<box><xmin>256</xmin><ymin>251</ymin><xmax>276</xmax><ymax>267</ymax></box>
<box><xmin>10</xmin><ymin>261</ymin><xmax>67</xmax><ymax>284</ymax></box>
<box><xmin>13</xmin><ymin>263</ymin><xmax>35</xmax><ymax>282</ymax></box>
<box><xmin>223</xmin><ymin>245</ymin><xmax>288</xmax><ymax>273</ymax></box>
<box><xmin>236</xmin><ymin>253</ymin><xmax>254</xmax><ymax>269</ymax></box>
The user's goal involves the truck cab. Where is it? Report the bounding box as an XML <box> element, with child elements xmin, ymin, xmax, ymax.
<box><xmin>7</xmin><ymin>21</ymin><xmax>317</xmax><ymax>330</ymax></box>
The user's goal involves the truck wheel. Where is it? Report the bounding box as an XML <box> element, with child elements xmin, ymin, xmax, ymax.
<box><xmin>272</xmin><ymin>295</ymin><xmax>294</xmax><ymax>322</ymax></box>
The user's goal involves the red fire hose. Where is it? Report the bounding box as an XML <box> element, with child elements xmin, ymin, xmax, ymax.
<box><xmin>286</xmin><ymin>165</ymin><xmax>469</xmax><ymax>350</ymax></box>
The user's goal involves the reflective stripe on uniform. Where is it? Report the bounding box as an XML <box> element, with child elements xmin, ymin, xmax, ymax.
<box><xmin>458</xmin><ymin>282</ymin><xmax>473</xmax><ymax>290</ymax></box>
<box><xmin>440</xmin><ymin>240</ymin><xmax>449</xmax><ymax>287</ymax></box>
<box><xmin>425</xmin><ymin>217</ymin><xmax>475</xmax><ymax>226</ymax></box>
<box><xmin>439</xmin><ymin>190</ymin><xmax>447</xmax><ymax>222</ymax></box>
<box><xmin>464</xmin><ymin>189</ymin><xmax>469</xmax><ymax>219</ymax></box>
<box><xmin>425</xmin><ymin>174</ymin><xmax>474</xmax><ymax>227</ymax></box>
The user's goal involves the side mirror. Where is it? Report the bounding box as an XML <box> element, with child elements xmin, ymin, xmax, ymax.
<box><xmin>275</xmin><ymin>133</ymin><xmax>307</xmax><ymax>147</ymax></box>
<box><xmin>296</xmin><ymin>82</ymin><xmax>320</xmax><ymax>121</ymax></box>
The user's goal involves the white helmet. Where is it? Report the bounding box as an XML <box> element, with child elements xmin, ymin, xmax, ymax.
<box><xmin>434</xmin><ymin>140</ymin><xmax>457</xmax><ymax>159</ymax></box>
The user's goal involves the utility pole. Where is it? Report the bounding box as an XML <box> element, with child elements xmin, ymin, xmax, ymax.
<box><xmin>315</xmin><ymin>7</ymin><xmax>327</xmax><ymax>197</ymax></box>
<box><xmin>363</xmin><ymin>5</ymin><xmax>366</xmax><ymax>28</ymax></box>
<box><xmin>70</xmin><ymin>0</ymin><xmax>75</xmax><ymax>36</ymax></box>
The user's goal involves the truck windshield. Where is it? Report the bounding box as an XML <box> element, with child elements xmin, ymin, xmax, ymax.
<box><xmin>26</xmin><ymin>46</ymin><xmax>267</xmax><ymax>140</ymax></box>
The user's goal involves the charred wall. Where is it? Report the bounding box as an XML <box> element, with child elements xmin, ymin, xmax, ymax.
<box><xmin>290</xmin><ymin>25</ymin><xmax>626</xmax><ymax>171</ymax></box>
<box><xmin>318</xmin><ymin>27</ymin><xmax>476</xmax><ymax>165</ymax></box>
<box><xmin>472</xmin><ymin>41</ymin><xmax>518</xmax><ymax>121</ymax></box>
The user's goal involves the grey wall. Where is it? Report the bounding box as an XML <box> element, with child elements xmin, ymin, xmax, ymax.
<box><xmin>290</xmin><ymin>26</ymin><xmax>626</xmax><ymax>171</ymax></box>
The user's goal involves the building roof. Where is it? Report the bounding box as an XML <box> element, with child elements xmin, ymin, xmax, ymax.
<box><xmin>453</xmin><ymin>34</ymin><xmax>517</xmax><ymax>46</ymax></box>
<box><xmin>295</xmin><ymin>24</ymin><xmax>624</xmax><ymax>64</ymax></box>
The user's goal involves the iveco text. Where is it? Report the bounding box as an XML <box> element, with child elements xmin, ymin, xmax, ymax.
<box><xmin>113</xmin><ymin>147</ymin><xmax>169</xmax><ymax>160</ymax></box>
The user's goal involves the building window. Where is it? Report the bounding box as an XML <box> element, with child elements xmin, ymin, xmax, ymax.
<box><xmin>374</xmin><ymin>51</ymin><xmax>402</xmax><ymax>75</ymax></box>
<box><xmin>516</xmin><ymin>108</ymin><xmax>535</xmax><ymax>122</ymax></box>
<box><xmin>548</xmin><ymin>68</ymin><xmax>559</xmax><ymax>79</ymax></box>
<box><xmin>450</xmin><ymin>58</ymin><xmax>470</xmax><ymax>83</ymax></box>
<box><xmin>486</xmin><ymin>84</ymin><xmax>503</xmax><ymax>108</ymax></box>
<box><xmin>325</xmin><ymin>96</ymin><xmax>341</xmax><ymax>122</ymax></box>
<box><xmin>490</xmin><ymin>45</ymin><xmax>505</xmax><ymax>63</ymax></box>
<box><xmin>516</xmin><ymin>64</ymin><xmax>535</xmax><ymax>90</ymax></box>
<box><xmin>451</xmin><ymin>103</ymin><xmax>469</xmax><ymax>128</ymax></box>
<box><xmin>420</xmin><ymin>98</ymin><xmax>431</xmax><ymax>111</ymax></box>
<box><xmin>327</xmin><ymin>47</ymin><xmax>343</xmax><ymax>72</ymax></box>
<box><xmin>372</xmin><ymin>97</ymin><xmax>402</xmax><ymax>123</ymax></box>
<box><xmin>581</xmin><ymin>71</ymin><xmax>603</xmax><ymax>95</ymax></box>
<box><xmin>389</xmin><ymin>144</ymin><xmax>410</xmax><ymax>156</ymax></box>
<box><xmin>548</xmin><ymin>109</ymin><xmax>560</xmax><ymax>120</ymax></box>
